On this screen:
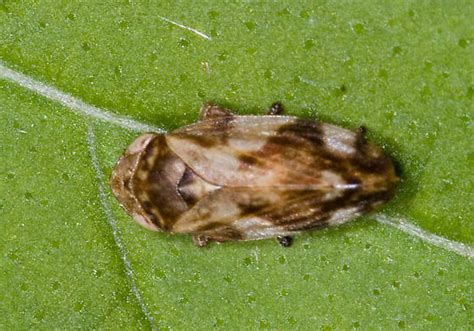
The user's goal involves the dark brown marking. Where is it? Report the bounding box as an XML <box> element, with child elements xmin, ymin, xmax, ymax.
<box><xmin>177</xmin><ymin>167</ymin><xmax>220</xmax><ymax>208</ymax></box>
<box><xmin>181</xmin><ymin>134</ymin><xmax>218</xmax><ymax>148</ymax></box>
<box><xmin>238</xmin><ymin>203</ymin><xmax>268</xmax><ymax>216</ymax></box>
<box><xmin>275</xmin><ymin>119</ymin><xmax>324</xmax><ymax>147</ymax></box>
<box><xmin>196</xmin><ymin>221</ymin><xmax>226</xmax><ymax>232</ymax></box>
<box><xmin>237</xmin><ymin>196</ymin><xmax>273</xmax><ymax>216</ymax></box>
<box><xmin>352</xmin><ymin>131</ymin><xmax>381</xmax><ymax>171</ymax></box>
<box><xmin>177</xmin><ymin>188</ymin><xmax>200</xmax><ymax>207</ymax></box>
<box><xmin>122</xmin><ymin>178</ymin><xmax>131</xmax><ymax>189</ymax></box>
<box><xmin>238</xmin><ymin>154</ymin><xmax>263</xmax><ymax>167</ymax></box>
<box><xmin>178</xmin><ymin>167</ymin><xmax>195</xmax><ymax>188</ymax></box>
<box><xmin>177</xmin><ymin>168</ymin><xmax>201</xmax><ymax>206</ymax></box>
<box><xmin>350</xmin><ymin>133</ymin><xmax>393</xmax><ymax>174</ymax></box>
<box><xmin>356</xmin><ymin>188</ymin><xmax>396</xmax><ymax>214</ymax></box>
<box><xmin>133</xmin><ymin>135</ymin><xmax>189</xmax><ymax>230</ymax></box>
<box><xmin>266</xmin><ymin>135</ymin><xmax>297</xmax><ymax>150</ymax></box>
<box><xmin>362</xmin><ymin>156</ymin><xmax>392</xmax><ymax>174</ymax></box>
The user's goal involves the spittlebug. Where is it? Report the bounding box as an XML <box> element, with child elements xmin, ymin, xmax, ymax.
<box><xmin>110</xmin><ymin>102</ymin><xmax>398</xmax><ymax>247</ymax></box>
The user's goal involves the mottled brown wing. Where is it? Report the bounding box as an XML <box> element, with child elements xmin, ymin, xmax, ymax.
<box><xmin>166</xmin><ymin>116</ymin><xmax>360</xmax><ymax>189</ymax></box>
<box><xmin>171</xmin><ymin>185</ymin><xmax>362</xmax><ymax>241</ymax></box>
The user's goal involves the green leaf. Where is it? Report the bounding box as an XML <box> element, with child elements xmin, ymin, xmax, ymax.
<box><xmin>1</xmin><ymin>2</ymin><xmax>472</xmax><ymax>329</ymax></box>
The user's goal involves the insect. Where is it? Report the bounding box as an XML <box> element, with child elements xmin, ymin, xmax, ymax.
<box><xmin>110</xmin><ymin>102</ymin><xmax>398</xmax><ymax>247</ymax></box>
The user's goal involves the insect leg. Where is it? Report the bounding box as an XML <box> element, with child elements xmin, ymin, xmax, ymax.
<box><xmin>276</xmin><ymin>236</ymin><xmax>293</xmax><ymax>247</ymax></box>
<box><xmin>192</xmin><ymin>234</ymin><xmax>212</xmax><ymax>247</ymax></box>
<box><xmin>356</xmin><ymin>125</ymin><xmax>367</xmax><ymax>135</ymax></box>
<box><xmin>267</xmin><ymin>102</ymin><xmax>284</xmax><ymax>115</ymax></box>
<box><xmin>200</xmin><ymin>103</ymin><xmax>233</xmax><ymax>120</ymax></box>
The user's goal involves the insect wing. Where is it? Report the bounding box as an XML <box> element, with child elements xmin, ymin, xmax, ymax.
<box><xmin>166</xmin><ymin>116</ymin><xmax>354</xmax><ymax>189</ymax></box>
<box><xmin>172</xmin><ymin>185</ymin><xmax>360</xmax><ymax>241</ymax></box>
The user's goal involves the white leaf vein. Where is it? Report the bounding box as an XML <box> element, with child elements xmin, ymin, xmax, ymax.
<box><xmin>0</xmin><ymin>61</ymin><xmax>163</xmax><ymax>133</ymax></box>
<box><xmin>87</xmin><ymin>123</ymin><xmax>157</xmax><ymax>330</ymax></box>
<box><xmin>374</xmin><ymin>214</ymin><xmax>473</xmax><ymax>259</ymax></box>
<box><xmin>158</xmin><ymin>15</ymin><xmax>212</xmax><ymax>40</ymax></box>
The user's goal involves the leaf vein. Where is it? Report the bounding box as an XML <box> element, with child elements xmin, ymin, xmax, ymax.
<box><xmin>374</xmin><ymin>213</ymin><xmax>473</xmax><ymax>259</ymax></box>
<box><xmin>86</xmin><ymin>123</ymin><xmax>157</xmax><ymax>330</ymax></box>
<box><xmin>0</xmin><ymin>61</ymin><xmax>163</xmax><ymax>133</ymax></box>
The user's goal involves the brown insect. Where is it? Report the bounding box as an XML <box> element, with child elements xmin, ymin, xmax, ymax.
<box><xmin>110</xmin><ymin>102</ymin><xmax>398</xmax><ymax>247</ymax></box>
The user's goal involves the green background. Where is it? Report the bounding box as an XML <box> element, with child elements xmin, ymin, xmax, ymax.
<box><xmin>1</xmin><ymin>1</ymin><xmax>473</xmax><ymax>329</ymax></box>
